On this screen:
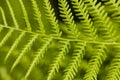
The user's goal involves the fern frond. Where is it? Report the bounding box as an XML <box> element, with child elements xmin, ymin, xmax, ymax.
<box><xmin>25</xmin><ymin>38</ymin><xmax>52</xmax><ymax>79</ymax></box>
<box><xmin>4</xmin><ymin>31</ymin><xmax>25</xmax><ymax>62</ymax></box>
<box><xmin>43</xmin><ymin>0</ymin><xmax>61</xmax><ymax>37</ymax></box>
<box><xmin>11</xmin><ymin>34</ymin><xmax>38</xmax><ymax>71</ymax></box>
<box><xmin>1</xmin><ymin>0</ymin><xmax>120</xmax><ymax>80</ymax></box>
<box><xmin>70</xmin><ymin>0</ymin><xmax>97</xmax><ymax>40</ymax></box>
<box><xmin>0</xmin><ymin>7</ymin><xmax>7</xmax><ymax>26</ymax></box>
<box><xmin>6</xmin><ymin>0</ymin><xmax>19</xmax><ymax>28</ymax></box>
<box><xmin>47</xmin><ymin>40</ymin><xmax>70</xmax><ymax>80</ymax></box>
<box><xmin>31</xmin><ymin>0</ymin><xmax>45</xmax><ymax>34</ymax></box>
<box><xmin>0</xmin><ymin>0</ymin><xmax>19</xmax><ymax>48</ymax></box>
<box><xmin>0</xmin><ymin>29</ymin><xmax>14</xmax><ymax>47</ymax></box>
<box><xmin>0</xmin><ymin>7</ymin><xmax>7</xmax><ymax>32</ymax></box>
<box><xmin>1</xmin><ymin>24</ymin><xmax>120</xmax><ymax>46</ymax></box>
<box><xmin>83</xmin><ymin>0</ymin><xmax>117</xmax><ymax>41</ymax></box>
<box><xmin>102</xmin><ymin>0</ymin><xmax>120</xmax><ymax>23</ymax></box>
<box><xmin>104</xmin><ymin>45</ymin><xmax>120</xmax><ymax>80</ymax></box>
<box><xmin>102</xmin><ymin>0</ymin><xmax>120</xmax><ymax>12</ymax></box>
<box><xmin>63</xmin><ymin>42</ymin><xmax>86</xmax><ymax>80</ymax></box>
<box><xmin>58</xmin><ymin>0</ymin><xmax>80</xmax><ymax>38</ymax></box>
<box><xmin>19</xmin><ymin>0</ymin><xmax>31</xmax><ymax>31</ymax></box>
<box><xmin>83</xmin><ymin>44</ymin><xmax>107</xmax><ymax>80</ymax></box>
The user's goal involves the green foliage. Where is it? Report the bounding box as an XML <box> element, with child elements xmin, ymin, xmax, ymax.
<box><xmin>0</xmin><ymin>0</ymin><xmax>120</xmax><ymax>80</ymax></box>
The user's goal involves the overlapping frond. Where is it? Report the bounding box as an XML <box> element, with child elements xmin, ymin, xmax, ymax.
<box><xmin>18</xmin><ymin>0</ymin><xmax>31</xmax><ymax>31</ymax></box>
<box><xmin>84</xmin><ymin>44</ymin><xmax>107</xmax><ymax>80</ymax></box>
<box><xmin>70</xmin><ymin>0</ymin><xmax>97</xmax><ymax>40</ymax></box>
<box><xmin>30</xmin><ymin>0</ymin><xmax>45</xmax><ymax>34</ymax></box>
<box><xmin>0</xmin><ymin>4</ymin><xmax>14</xmax><ymax>48</ymax></box>
<box><xmin>25</xmin><ymin>38</ymin><xmax>52</xmax><ymax>79</ymax></box>
<box><xmin>47</xmin><ymin>40</ymin><xmax>70</xmax><ymax>80</ymax></box>
<box><xmin>104</xmin><ymin>45</ymin><xmax>120</xmax><ymax>80</ymax></box>
<box><xmin>83</xmin><ymin>0</ymin><xmax>117</xmax><ymax>41</ymax></box>
<box><xmin>43</xmin><ymin>0</ymin><xmax>61</xmax><ymax>37</ymax></box>
<box><xmin>11</xmin><ymin>34</ymin><xmax>38</xmax><ymax>71</ymax></box>
<box><xmin>4</xmin><ymin>31</ymin><xmax>25</xmax><ymax>62</ymax></box>
<box><xmin>58</xmin><ymin>0</ymin><xmax>80</xmax><ymax>38</ymax></box>
<box><xmin>102</xmin><ymin>0</ymin><xmax>120</xmax><ymax>23</ymax></box>
<box><xmin>0</xmin><ymin>0</ymin><xmax>120</xmax><ymax>80</ymax></box>
<box><xmin>0</xmin><ymin>29</ymin><xmax>13</xmax><ymax>47</ymax></box>
<box><xmin>6</xmin><ymin>0</ymin><xmax>19</xmax><ymax>28</ymax></box>
<box><xmin>63</xmin><ymin>42</ymin><xmax>86</xmax><ymax>80</ymax></box>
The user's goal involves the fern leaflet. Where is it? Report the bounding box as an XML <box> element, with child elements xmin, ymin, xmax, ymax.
<box><xmin>4</xmin><ymin>31</ymin><xmax>25</xmax><ymax>62</ymax></box>
<box><xmin>11</xmin><ymin>34</ymin><xmax>38</xmax><ymax>71</ymax></box>
<box><xmin>70</xmin><ymin>0</ymin><xmax>97</xmax><ymax>40</ymax></box>
<box><xmin>31</xmin><ymin>0</ymin><xmax>45</xmax><ymax>34</ymax></box>
<box><xmin>19</xmin><ymin>0</ymin><xmax>31</xmax><ymax>31</ymax></box>
<box><xmin>47</xmin><ymin>40</ymin><xmax>70</xmax><ymax>80</ymax></box>
<box><xmin>44</xmin><ymin>0</ymin><xmax>61</xmax><ymax>37</ymax></box>
<box><xmin>63</xmin><ymin>42</ymin><xmax>86</xmax><ymax>80</ymax></box>
<box><xmin>58</xmin><ymin>0</ymin><xmax>80</xmax><ymax>38</ymax></box>
<box><xmin>24</xmin><ymin>38</ymin><xmax>52</xmax><ymax>79</ymax></box>
<box><xmin>84</xmin><ymin>44</ymin><xmax>107</xmax><ymax>80</ymax></box>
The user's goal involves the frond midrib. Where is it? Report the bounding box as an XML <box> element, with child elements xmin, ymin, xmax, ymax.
<box><xmin>0</xmin><ymin>24</ymin><xmax>119</xmax><ymax>45</ymax></box>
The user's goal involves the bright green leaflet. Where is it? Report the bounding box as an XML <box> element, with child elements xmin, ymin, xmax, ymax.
<box><xmin>0</xmin><ymin>0</ymin><xmax>120</xmax><ymax>80</ymax></box>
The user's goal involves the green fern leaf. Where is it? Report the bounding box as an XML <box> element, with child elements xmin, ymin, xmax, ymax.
<box><xmin>47</xmin><ymin>40</ymin><xmax>70</xmax><ymax>80</ymax></box>
<box><xmin>0</xmin><ymin>7</ymin><xmax>7</xmax><ymax>26</ymax></box>
<box><xmin>11</xmin><ymin>34</ymin><xmax>38</xmax><ymax>71</ymax></box>
<box><xmin>104</xmin><ymin>45</ymin><xmax>120</xmax><ymax>80</ymax></box>
<box><xmin>63</xmin><ymin>42</ymin><xmax>86</xmax><ymax>80</ymax></box>
<box><xmin>84</xmin><ymin>44</ymin><xmax>107</xmax><ymax>80</ymax></box>
<box><xmin>19</xmin><ymin>0</ymin><xmax>31</xmax><ymax>31</ymax></box>
<box><xmin>70</xmin><ymin>0</ymin><xmax>97</xmax><ymax>40</ymax></box>
<box><xmin>31</xmin><ymin>0</ymin><xmax>45</xmax><ymax>34</ymax></box>
<box><xmin>0</xmin><ymin>0</ymin><xmax>120</xmax><ymax>80</ymax></box>
<box><xmin>4</xmin><ymin>31</ymin><xmax>25</xmax><ymax>62</ymax></box>
<box><xmin>0</xmin><ymin>29</ymin><xmax>14</xmax><ymax>47</ymax></box>
<box><xmin>6</xmin><ymin>0</ymin><xmax>19</xmax><ymax>28</ymax></box>
<box><xmin>102</xmin><ymin>0</ymin><xmax>120</xmax><ymax>23</ymax></box>
<box><xmin>58</xmin><ymin>0</ymin><xmax>80</xmax><ymax>38</ymax></box>
<box><xmin>43</xmin><ymin>0</ymin><xmax>62</xmax><ymax>37</ymax></box>
<box><xmin>25</xmin><ymin>38</ymin><xmax>52</xmax><ymax>79</ymax></box>
<box><xmin>83</xmin><ymin>0</ymin><xmax>117</xmax><ymax>41</ymax></box>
